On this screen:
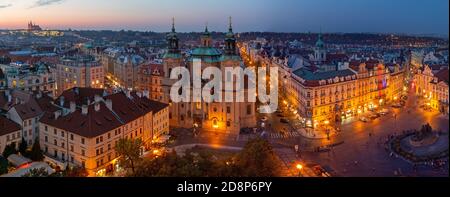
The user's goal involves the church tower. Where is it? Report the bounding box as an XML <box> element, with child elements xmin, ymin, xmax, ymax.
<box><xmin>313</xmin><ymin>33</ymin><xmax>327</xmax><ymax>63</ymax></box>
<box><xmin>201</xmin><ymin>24</ymin><xmax>212</xmax><ymax>47</ymax></box>
<box><xmin>162</xmin><ymin>18</ymin><xmax>183</xmax><ymax>103</ymax></box>
<box><xmin>224</xmin><ymin>17</ymin><xmax>237</xmax><ymax>55</ymax></box>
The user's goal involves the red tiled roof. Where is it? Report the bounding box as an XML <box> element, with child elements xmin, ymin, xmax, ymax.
<box><xmin>139</xmin><ymin>63</ymin><xmax>164</xmax><ymax>76</ymax></box>
<box><xmin>435</xmin><ymin>68</ymin><xmax>449</xmax><ymax>84</ymax></box>
<box><xmin>13</xmin><ymin>98</ymin><xmax>43</xmax><ymax>120</ymax></box>
<box><xmin>0</xmin><ymin>115</ymin><xmax>21</xmax><ymax>136</ymax></box>
<box><xmin>39</xmin><ymin>103</ymin><xmax>122</xmax><ymax>138</ymax></box>
<box><xmin>104</xmin><ymin>92</ymin><xmax>143</xmax><ymax>123</ymax></box>
<box><xmin>57</xmin><ymin>87</ymin><xmax>105</xmax><ymax>108</ymax></box>
<box><xmin>131</xmin><ymin>92</ymin><xmax>168</xmax><ymax>114</ymax></box>
<box><xmin>36</xmin><ymin>94</ymin><xmax>59</xmax><ymax>113</ymax></box>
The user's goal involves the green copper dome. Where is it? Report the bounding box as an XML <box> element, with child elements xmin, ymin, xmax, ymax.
<box><xmin>191</xmin><ymin>47</ymin><xmax>222</xmax><ymax>57</ymax></box>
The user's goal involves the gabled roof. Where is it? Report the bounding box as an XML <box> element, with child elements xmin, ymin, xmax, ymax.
<box><xmin>57</xmin><ymin>87</ymin><xmax>105</xmax><ymax>108</ymax></box>
<box><xmin>104</xmin><ymin>92</ymin><xmax>143</xmax><ymax>123</ymax></box>
<box><xmin>12</xmin><ymin>98</ymin><xmax>43</xmax><ymax>120</ymax></box>
<box><xmin>434</xmin><ymin>68</ymin><xmax>449</xmax><ymax>84</ymax></box>
<box><xmin>0</xmin><ymin>115</ymin><xmax>21</xmax><ymax>136</ymax></box>
<box><xmin>36</xmin><ymin>94</ymin><xmax>59</xmax><ymax>113</ymax></box>
<box><xmin>40</xmin><ymin>103</ymin><xmax>122</xmax><ymax>138</ymax></box>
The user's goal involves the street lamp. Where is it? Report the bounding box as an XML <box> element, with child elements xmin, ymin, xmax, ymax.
<box><xmin>296</xmin><ymin>163</ymin><xmax>303</xmax><ymax>177</ymax></box>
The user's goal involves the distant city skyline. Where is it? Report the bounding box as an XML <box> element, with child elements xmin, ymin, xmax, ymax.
<box><xmin>0</xmin><ymin>0</ymin><xmax>448</xmax><ymax>36</ymax></box>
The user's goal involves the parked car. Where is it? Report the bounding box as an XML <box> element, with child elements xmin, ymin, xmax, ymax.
<box><xmin>280</xmin><ymin>118</ymin><xmax>289</xmax><ymax>123</ymax></box>
<box><xmin>359</xmin><ymin>116</ymin><xmax>368</xmax><ymax>122</ymax></box>
<box><xmin>378</xmin><ymin>108</ymin><xmax>389</xmax><ymax>116</ymax></box>
<box><xmin>391</xmin><ymin>103</ymin><xmax>402</xmax><ymax>108</ymax></box>
<box><xmin>368</xmin><ymin>113</ymin><xmax>380</xmax><ymax>119</ymax></box>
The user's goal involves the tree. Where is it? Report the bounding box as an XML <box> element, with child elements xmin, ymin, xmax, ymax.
<box><xmin>18</xmin><ymin>138</ymin><xmax>28</xmax><ymax>156</ymax></box>
<box><xmin>0</xmin><ymin>156</ymin><xmax>8</xmax><ymax>175</ymax></box>
<box><xmin>234</xmin><ymin>137</ymin><xmax>281</xmax><ymax>177</ymax></box>
<box><xmin>62</xmin><ymin>166</ymin><xmax>88</xmax><ymax>177</ymax></box>
<box><xmin>2</xmin><ymin>142</ymin><xmax>17</xmax><ymax>158</ymax></box>
<box><xmin>22</xmin><ymin>167</ymin><xmax>49</xmax><ymax>177</ymax></box>
<box><xmin>28</xmin><ymin>138</ymin><xmax>44</xmax><ymax>161</ymax></box>
<box><xmin>115</xmin><ymin>138</ymin><xmax>143</xmax><ymax>175</ymax></box>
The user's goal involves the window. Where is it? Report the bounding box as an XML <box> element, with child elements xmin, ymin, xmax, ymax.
<box><xmin>247</xmin><ymin>105</ymin><xmax>252</xmax><ymax>115</ymax></box>
<box><xmin>70</xmin><ymin>134</ymin><xmax>74</xmax><ymax>141</ymax></box>
<box><xmin>81</xmin><ymin>161</ymin><xmax>85</xmax><ymax>168</ymax></box>
<box><xmin>70</xmin><ymin>145</ymin><xmax>74</xmax><ymax>152</ymax></box>
<box><xmin>54</xmin><ymin>150</ymin><xmax>58</xmax><ymax>158</ymax></box>
<box><xmin>44</xmin><ymin>126</ymin><xmax>48</xmax><ymax>131</ymax></box>
<box><xmin>81</xmin><ymin>149</ymin><xmax>85</xmax><ymax>156</ymax></box>
<box><xmin>54</xmin><ymin>139</ymin><xmax>57</xmax><ymax>146</ymax></box>
<box><xmin>45</xmin><ymin>136</ymin><xmax>48</xmax><ymax>142</ymax></box>
<box><xmin>54</xmin><ymin>129</ymin><xmax>57</xmax><ymax>135</ymax></box>
<box><xmin>108</xmin><ymin>133</ymin><xmax>111</xmax><ymax>139</ymax></box>
<box><xmin>61</xmin><ymin>131</ymin><xmax>64</xmax><ymax>137</ymax></box>
<box><xmin>81</xmin><ymin>138</ymin><xmax>85</xmax><ymax>145</ymax></box>
<box><xmin>96</xmin><ymin>149</ymin><xmax>100</xmax><ymax>156</ymax></box>
<box><xmin>96</xmin><ymin>138</ymin><xmax>99</xmax><ymax>144</ymax></box>
<box><xmin>226</xmin><ymin>106</ymin><xmax>231</xmax><ymax>113</ymax></box>
<box><xmin>108</xmin><ymin>144</ymin><xmax>111</xmax><ymax>151</ymax></box>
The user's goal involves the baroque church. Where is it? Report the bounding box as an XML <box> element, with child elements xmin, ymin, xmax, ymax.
<box><xmin>161</xmin><ymin>18</ymin><xmax>257</xmax><ymax>134</ymax></box>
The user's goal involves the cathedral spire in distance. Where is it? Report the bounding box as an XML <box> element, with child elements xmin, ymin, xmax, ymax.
<box><xmin>228</xmin><ymin>16</ymin><xmax>233</xmax><ymax>33</ymax></box>
<box><xmin>171</xmin><ymin>17</ymin><xmax>176</xmax><ymax>33</ymax></box>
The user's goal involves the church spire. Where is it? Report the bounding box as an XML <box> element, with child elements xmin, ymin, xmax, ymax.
<box><xmin>171</xmin><ymin>17</ymin><xmax>176</xmax><ymax>33</ymax></box>
<box><xmin>228</xmin><ymin>16</ymin><xmax>233</xmax><ymax>33</ymax></box>
<box><xmin>166</xmin><ymin>17</ymin><xmax>180</xmax><ymax>54</ymax></box>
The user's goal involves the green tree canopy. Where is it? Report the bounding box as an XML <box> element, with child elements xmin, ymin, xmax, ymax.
<box><xmin>28</xmin><ymin>138</ymin><xmax>44</xmax><ymax>161</ymax></box>
<box><xmin>22</xmin><ymin>167</ymin><xmax>49</xmax><ymax>177</ymax></box>
<box><xmin>115</xmin><ymin>138</ymin><xmax>143</xmax><ymax>175</ymax></box>
<box><xmin>2</xmin><ymin>142</ymin><xmax>17</xmax><ymax>158</ymax></box>
<box><xmin>18</xmin><ymin>138</ymin><xmax>28</xmax><ymax>156</ymax></box>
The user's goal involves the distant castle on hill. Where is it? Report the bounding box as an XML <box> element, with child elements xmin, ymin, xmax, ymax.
<box><xmin>27</xmin><ymin>21</ymin><xmax>42</xmax><ymax>32</ymax></box>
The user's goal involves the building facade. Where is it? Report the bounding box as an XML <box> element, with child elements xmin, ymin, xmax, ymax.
<box><xmin>56</xmin><ymin>55</ymin><xmax>104</xmax><ymax>96</ymax></box>
<box><xmin>39</xmin><ymin>88</ymin><xmax>169</xmax><ymax>176</ymax></box>
<box><xmin>161</xmin><ymin>20</ymin><xmax>256</xmax><ymax>134</ymax></box>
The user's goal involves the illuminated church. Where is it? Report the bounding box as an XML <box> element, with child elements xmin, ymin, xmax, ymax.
<box><xmin>161</xmin><ymin>18</ymin><xmax>256</xmax><ymax>134</ymax></box>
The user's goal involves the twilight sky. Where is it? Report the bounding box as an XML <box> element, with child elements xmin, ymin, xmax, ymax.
<box><xmin>0</xmin><ymin>0</ymin><xmax>448</xmax><ymax>35</ymax></box>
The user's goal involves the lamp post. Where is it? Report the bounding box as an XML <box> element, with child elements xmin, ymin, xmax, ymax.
<box><xmin>296</xmin><ymin>163</ymin><xmax>303</xmax><ymax>177</ymax></box>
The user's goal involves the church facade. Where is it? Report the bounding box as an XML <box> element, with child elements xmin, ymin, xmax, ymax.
<box><xmin>161</xmin><ymin>19</ymin><xmax>257</xmax><ymax>134</ymax></box>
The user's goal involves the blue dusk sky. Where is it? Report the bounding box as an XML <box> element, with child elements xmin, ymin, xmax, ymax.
<box><xmin>0</xmin><ymin>0</ymin><xmax>448</xmax><ymax>35</ymax></box>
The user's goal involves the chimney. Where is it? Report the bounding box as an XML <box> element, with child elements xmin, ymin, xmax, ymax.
<box><xmin>81</xmin><ymin>105</ymin><xmax>88</xmax><ymax>115</ymax></box>
<box><xmin>105</xmin><ymin>99</ymin><xmax>113</xmax><ymax>111</ymax></box>
<box><xmin>36</xmin><ymin>91</ymin><xmax>42</xmax><ymax>99</ymax></box>
<box><xmin>70</xmin><ymin>101</ymin><xmax>76</xmax><ymax>113</ymax></box>
<box><xmin>54</xmin><ymin>110</ymin><xmax>61</xmax><ymax>120</ymax></box>
<box><xmin>94</xmin><ymin>94</ymin><xmax>101</xmax><ymax>102</ymax></box>
<box><xmin>94</xmin><ymin>102</ymin><xmax>100</xmax><ymax>112</ymax></box>
<box><xmin>143</xmin><ymin>90</ymin><xmax>149</xmax><ymax>99</ymax></box>
<box><xmin>126</xmin><ymin>90</ymin><xmax>131</xmax><ymax>98</ymax></box>
<box><xmin>59</xmin><ymin>96</ymin><xmax>65</xmax><ymax>107</ymax></box>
